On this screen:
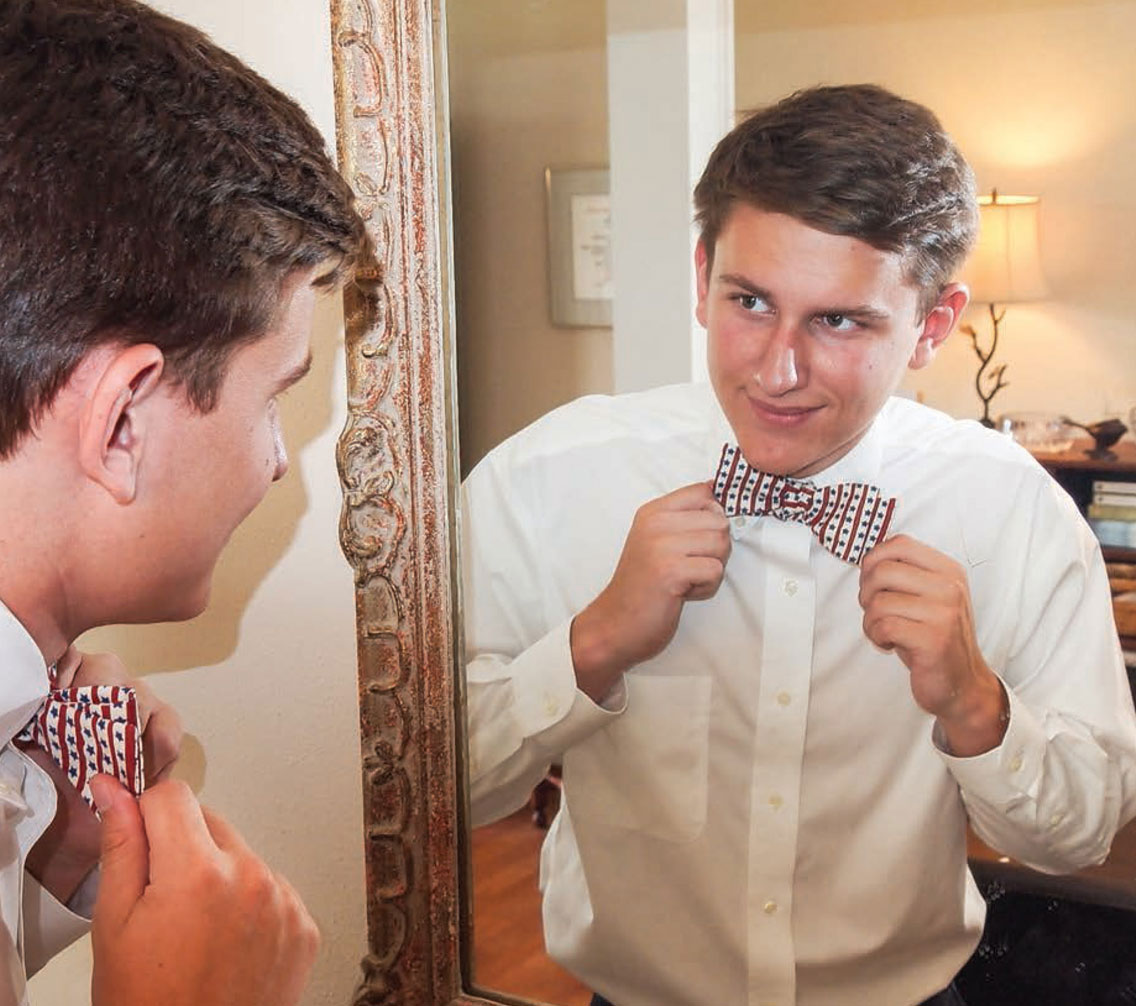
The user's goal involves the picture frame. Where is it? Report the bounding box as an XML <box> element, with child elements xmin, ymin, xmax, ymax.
<box><xmin>545</xmin><ymin>166</ymin><xmax>613</xmax><ymax>328</ymax></box>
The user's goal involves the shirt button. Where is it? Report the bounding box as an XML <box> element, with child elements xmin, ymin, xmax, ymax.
<box><xmin>732</xmin><ymin>516</ymin><xmax>747</xmax><ymax>530</ymax></box>
<box><xmin>763</xmin><ymin>900</ymin><xmax>778</xmax><ymax>915</ymax></box>
<box><xmin>1049</xmin><ymin>813</ymin><xmax>1065</xmax><ymax>829</ymax></box>
<box><xmin>768</xmin><ymin>794</ymin><xmax>783</xmax><ymax>810</ymax></box>
<box><xmin>1009</xmin><ymin>753</ymin><xmax>1024</xmax><ymax>773</ymax></box>
<box><xmin>776</xmin><ymin>691</ymin><xmax>791</xmax><ymax>707</ymax></box>
<box><xmin>783</xmin><ymin>578</ymin><xmax>799</xmax><ymax>596</ymax></box>
<box><xmin>543</xmin><ymin>697</ymin><xmax>560</xmax><ymax>717</ymax></box>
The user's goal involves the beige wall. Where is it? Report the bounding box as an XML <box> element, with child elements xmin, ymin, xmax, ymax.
<box><xmin>740</xmin><ymin>0</ymin><xmax>1136</xmax><ymax>429</ymax></box>
<box><xmin>27</xmin><ymin>2</ymin><xmax>365</xmax><ymax>1004</ymax></box>
<box><xmin>448</xmin><ymin>6</ymin><xmax>611</xmax><ymax>474</ymax></box>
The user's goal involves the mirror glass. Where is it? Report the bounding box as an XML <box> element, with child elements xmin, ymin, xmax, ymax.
<box><xmin>453</xmin><ymin>1</ymin><xmax>1136</xmax><ymax>1004</ymax></box>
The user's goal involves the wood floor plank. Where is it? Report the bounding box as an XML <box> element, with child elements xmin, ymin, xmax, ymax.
<box><xmin>472</xmin><ymin>810</ymin><xmax>591</xmax><ymax>1006</ymax></box>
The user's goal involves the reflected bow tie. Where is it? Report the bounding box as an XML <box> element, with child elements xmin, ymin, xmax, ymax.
<box><xmin>712</xmin><ymin>443</ymin><xmax>897</xmax><ymax>565</ymax></box>
<box><xmin>15</xmin><ymin>672</ymin><xmax>144</xmax><ymax>810</ymax></box>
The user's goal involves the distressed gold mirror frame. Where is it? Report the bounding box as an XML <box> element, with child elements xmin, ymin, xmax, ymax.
<box><xmin>329</xmin><ymin>0</ymin><xmax>478</xmax><ymax>1002</ymax></box>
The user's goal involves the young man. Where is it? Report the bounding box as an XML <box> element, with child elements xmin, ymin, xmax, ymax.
<box><xmin>463</xmin><ymin>85</ymin><xmax>1136</xmax><ymax>1006</ymax></box>
<box><xmin>0</xmin><ymin>1</ymin><xmax>368</xmax><ymax>1003</ymax></box>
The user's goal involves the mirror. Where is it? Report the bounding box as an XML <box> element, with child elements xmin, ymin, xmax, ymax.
<box><xmin>332</xmin><ymin>0</ymin><xmax>1136</xmax><ymax>1004</ymax></box>
<box><xmin>329</xmin><ymin>0</ymin><xmax>468</xmax><ymax>1003</ymax></box>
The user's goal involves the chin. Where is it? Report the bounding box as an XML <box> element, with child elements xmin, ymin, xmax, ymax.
<box><xmin>735</xmin><ymin>437</ymin><xmax>809</xmax><ymax>477</ymax></box>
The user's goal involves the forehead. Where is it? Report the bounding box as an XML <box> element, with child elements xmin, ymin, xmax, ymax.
<box><xmin>712</xmin><ymin>204</ymin><xmax>917</xmax><ymax>302</ymax></box>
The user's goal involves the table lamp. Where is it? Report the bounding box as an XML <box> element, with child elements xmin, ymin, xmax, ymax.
<box><xmin>960</xmin><ymin>190</ymin><xmax>1049</xmax><ymax>426</ymax></box>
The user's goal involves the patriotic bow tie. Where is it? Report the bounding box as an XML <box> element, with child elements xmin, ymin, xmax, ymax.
<box><xmin>15</xmin><ymin>673</ymin><xmax>144</xmax><ymax>810</ymax></box>
<box><xmin>712</xmin><ymin>443</ymin><xmax>897</xmax><ymax>565</ymax></box>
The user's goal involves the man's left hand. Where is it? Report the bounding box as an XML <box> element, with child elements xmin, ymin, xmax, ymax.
<box><xmin>24</xmin><ymin>648</ymin><xmax>183</xmax><ymax>904</ymax></box>
<box><xmin>859</xmin><ymin>534</ymin><xmax>1008</xmax><ymax>757</ymax></box>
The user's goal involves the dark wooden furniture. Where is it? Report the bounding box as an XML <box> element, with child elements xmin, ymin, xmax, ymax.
<box><xmin>1032</xmin><ymin>438</ymin><xmax>1136</xmax><ymax>652</ymax></box>
<box><xmin>958</xmin><ymin>439</ymin><xmax>1136</xmax><ymax>1004</ymax></box>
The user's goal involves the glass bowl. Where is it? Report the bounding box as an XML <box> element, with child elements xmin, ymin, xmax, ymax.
<box><xmin>996</xmin><ymin>412</ymin><xmax>1076</xmax><ymax>453</ymax></box>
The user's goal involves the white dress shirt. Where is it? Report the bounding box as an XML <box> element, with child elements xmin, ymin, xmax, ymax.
<box><xmin>463</xmin><ymin>383</ymin><xmax>1136</xmax><ymax>1006</ymax></box>
<box><xmin>0</xmin><ymin>602</ymin><xmax>94</xmax><ymax>1006</ymax></box>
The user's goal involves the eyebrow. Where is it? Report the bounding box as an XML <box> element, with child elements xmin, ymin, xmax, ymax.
<box><xmin>274</xmin><ymin>353</ymin><xmax>313</xmax><ymax>395</ymax></box>
<box><xmin>716</xmin><ymin>272</ymin><xmax>891</xmax><ymax>323</ymax></box>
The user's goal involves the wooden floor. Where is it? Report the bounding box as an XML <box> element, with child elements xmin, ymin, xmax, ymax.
<box><xmin>471</xmin><ymin>809</ymin><xmax>591</xmax><ymax>1005</ymax></box>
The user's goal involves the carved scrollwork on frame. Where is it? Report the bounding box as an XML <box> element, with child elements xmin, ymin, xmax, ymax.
<box><xmin>329</xmin><ymin>0</ymin><xmax>471</xmax><ymax>1003</ymax></box>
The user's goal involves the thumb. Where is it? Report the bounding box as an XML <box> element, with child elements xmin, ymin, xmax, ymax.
<box><xmin>91</xmin><ymin>774</ymin><xmax>148</xmax><ymax>928</ymax></box>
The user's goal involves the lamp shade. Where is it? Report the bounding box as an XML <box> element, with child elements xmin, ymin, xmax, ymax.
<box><xmin>963</xmin><ymin>193</ymin><xmax>1049</xmax><ymax>304</ymax></box>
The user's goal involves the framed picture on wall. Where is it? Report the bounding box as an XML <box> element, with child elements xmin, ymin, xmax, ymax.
<box><xmin>545</xmin><ymin>166</ymin><xmax>612</xmax><ymax>327</ymax></box>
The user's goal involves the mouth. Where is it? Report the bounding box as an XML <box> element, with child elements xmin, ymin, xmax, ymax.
<box><xmin>746</xmin><ymin>397</ymin><xmax>822</xmax><ymax>427</ymax></box>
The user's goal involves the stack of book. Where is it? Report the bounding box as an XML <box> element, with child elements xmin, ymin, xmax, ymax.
<box><xmin>1088</xmin><ymin>479</ymin><xmax>1136</xmax><ymax>549</ymax></box>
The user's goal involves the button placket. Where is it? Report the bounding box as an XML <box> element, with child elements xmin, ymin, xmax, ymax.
<box><xmin>745</xmin><ymin>521</ymin><xmax>812</xmax><ymax>1005</ymax></box>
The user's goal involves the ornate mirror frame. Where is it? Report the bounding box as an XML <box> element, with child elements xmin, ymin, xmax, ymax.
<box><xmin>329</xmin><ymin>0</ymin><xmax>478</xmax><ymax>1002</ymax></box>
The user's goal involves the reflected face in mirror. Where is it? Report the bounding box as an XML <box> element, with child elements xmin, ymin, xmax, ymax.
<box><xmin>697</xmin><ymin>204</ymin><xmax>959</xmax><ymax>479</ymax></box>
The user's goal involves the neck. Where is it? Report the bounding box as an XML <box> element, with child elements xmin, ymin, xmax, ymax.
<box><xmin>0</xmin><ymin>452</ymin><xmax>88</xmax><ymax>666</ymax></box>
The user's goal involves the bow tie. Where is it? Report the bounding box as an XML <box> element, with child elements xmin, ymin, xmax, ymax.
<box><xmin>15</xmin><ymin>674</ymin><xmax>144</xmax><ymax>810</ymax></box>
<box><xmin>712</xmin><ymin>443</ymin><xmax>897</xmax><ymax>565</ymax></box>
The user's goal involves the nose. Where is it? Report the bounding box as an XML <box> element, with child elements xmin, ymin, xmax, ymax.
<box><xmin>753</xmin><ymin>324</ymin><xmax>801</xmax><ymax>396</ymax></box>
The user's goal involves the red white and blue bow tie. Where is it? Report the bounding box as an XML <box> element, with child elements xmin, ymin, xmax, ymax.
<box><xmin>712</xmin><ymin>443</ymin><xmax>897</xmax><ymax>565</ymax></box>
<box><xmin>16</xmin><ymin>674</ymin><xmax>144</xmax><ymax>810</ymax></box>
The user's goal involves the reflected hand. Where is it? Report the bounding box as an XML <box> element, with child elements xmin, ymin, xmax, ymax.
<box><xmin>859</xmin><ymin>534</ymin><xmax>1007</xmax><ymax>756</ymax></box>
<box><xmin>571</xmin><ymin>481</ymin><xmax>730</xmax><ymax>700</ymax></box>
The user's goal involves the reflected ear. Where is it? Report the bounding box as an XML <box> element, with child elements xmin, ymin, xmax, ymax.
<box><xmin>694</xmin><ymin>239</ymin><xmax>711</xmax><ymax>328</ymax></box>
<box><xmin>909</xmin><ymin>283</ymin><xmax>969</xmax><ymax>371</ymax></box>
<box><xmin>77</xmin><ymin>344</ymin><xmax>166</xmax><ymax>504</ymax></box>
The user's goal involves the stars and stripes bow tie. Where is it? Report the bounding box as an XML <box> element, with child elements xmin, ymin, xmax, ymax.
<box><xmin>15</xmin><ymin>674</ymin><xmax>144</xmax><ymax>810</ymax></box>
<box><xmin>712</xmin><ymin>443</ymin><xmax>897</xmax><ymax>565</ymax></box>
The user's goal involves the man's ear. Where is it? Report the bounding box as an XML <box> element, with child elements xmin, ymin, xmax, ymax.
<box><xmin>77</xmin><ymin>344</ymin><xmax>166</xmax><ymax>504</ymax></box>
<box><xmin>909</xmin><ymin>282</ymin><xmax>970</xmax><ymax>371</ymax></box>
<box><xmin>694</xmin><ymin>239</ymin><xmax>711</xmax><ymax>329</ymax></box>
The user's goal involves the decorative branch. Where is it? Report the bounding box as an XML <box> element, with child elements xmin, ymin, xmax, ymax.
<box><xmin>960</xmin><ymin>302</ymin><xmax>1009</xmax><ymax>427</ymax></box>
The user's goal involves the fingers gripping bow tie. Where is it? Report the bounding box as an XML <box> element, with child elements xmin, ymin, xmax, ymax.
<box><xmin>16</xmin><ymin>674</ymin><xmax>144</xmax><ymax>810</ymax></box>
<box><xmin>712</xmin><ymin>443</ymin><xmax>896</xmax><ymax>565</ymax></box>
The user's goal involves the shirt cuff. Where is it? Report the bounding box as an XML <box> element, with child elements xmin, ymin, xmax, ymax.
<box><xmin>935</xmin><ymin>682</ymin><xmax>1045</xmax><ymax>805</ymax></box>
<box><xmin>22</xmin><ymin>871</ymin><xmax>93</xmax><ymax>977</ymax></box>
<box><xmin>510</xmin><ymin>620</ymin><xmax>627</xmax><ymax>752</ymax></box>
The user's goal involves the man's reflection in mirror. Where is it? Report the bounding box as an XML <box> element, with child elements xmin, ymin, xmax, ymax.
<box><xmin>462</xmin><ymin>85</ymin><xmax>1136</xmax><ymax>1006</ymax></box>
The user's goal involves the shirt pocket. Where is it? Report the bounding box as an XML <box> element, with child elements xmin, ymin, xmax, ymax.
<box><xmin>562</xmin><ymin>673</ymin><xmax>711</xmax><ymax>843</ymax></box>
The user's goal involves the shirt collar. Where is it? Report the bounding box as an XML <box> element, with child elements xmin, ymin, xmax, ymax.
<box><xmin>0</xmin><ymin>600</ymin><xmax>52</xmax><ymax>750</ymax></box>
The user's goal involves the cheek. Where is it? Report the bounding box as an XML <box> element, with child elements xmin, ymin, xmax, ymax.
<box><xmin>821</xmin><ymin>343</ymin><xmax>908</xmax><ymax>411</ymax></box>
<box><xmin>707</xmin><ymin>315</ymin><xmax>750</xmax><ymax>374</ymax></box>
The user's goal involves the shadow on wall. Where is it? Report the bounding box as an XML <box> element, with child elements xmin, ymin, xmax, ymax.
<box><xmin>77</xmin><ymin>290</ymin><xmax>345</xmax><ymax>674</ymax></box>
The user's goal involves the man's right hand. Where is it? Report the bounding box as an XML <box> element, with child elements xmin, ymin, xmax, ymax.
<box><xmin>90</xmin><ymin>776</ymin><xmax>319</xmax><ymax>1006</ymax></box>
<box><xmin>570</xmin><ymin>481</ymin><xmax>730</xmax><ymax>700</ymax></box>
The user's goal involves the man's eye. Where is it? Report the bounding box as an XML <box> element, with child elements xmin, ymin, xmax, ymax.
<box><xmin>735</xmin><ymin>293</ymin><xmax>768</xmax><ymax>312</ymax></box>
<box><xmin>821</xmin><ymin>313</ymin><xmax>857</xmax><ymax>332</ymax></box>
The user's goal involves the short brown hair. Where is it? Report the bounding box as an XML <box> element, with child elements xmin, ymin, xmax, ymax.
<box><xmin>0</xmin><ymin>0</ymin><xmax>370</xmax><ymax>456</ymax></box>
<box><xmin>693</xmin><ymin>84</ymin><xmax>978</xmax><ymax>314</ymax></box>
